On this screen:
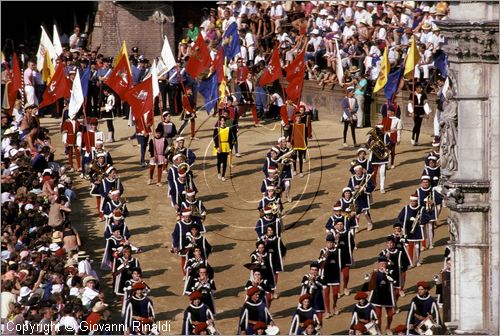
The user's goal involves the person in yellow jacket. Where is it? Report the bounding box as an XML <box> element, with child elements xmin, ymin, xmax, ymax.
<box><xmin>213</xmin><ymin>116</ymin><xmax>234</xmax><ymax>181</ymax></box>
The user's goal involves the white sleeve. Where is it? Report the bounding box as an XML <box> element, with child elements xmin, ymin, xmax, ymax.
<box><xmin>407</xmin><ymin>102</ymin><xmax>414</xmax><ymax>113</ymax></box>
<box><xmin>62</xmin><ymin>133</ymin><xmax>67</xmax><ymax>144</ymax></box>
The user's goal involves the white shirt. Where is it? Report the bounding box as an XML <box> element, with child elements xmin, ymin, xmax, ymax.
<box><xmin>271</xmin><ymin>93</ymin><xmax>284</xmax><ymax>107</ymax></box>
<box><xmin>1</xmin><ymin>291</ymin><xmax>16</xmax><ymax>319</ymax></box>
<box><xmin>245</xmin><ymin>32</ymin><xmax>255</xmax><ymax>47</ymax></box>
<box><xmin>82</xmin><ymin>287</ymin><xmax>99</xmax><ymax>307</ymax></box>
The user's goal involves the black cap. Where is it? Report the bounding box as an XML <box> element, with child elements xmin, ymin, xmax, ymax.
<box><xmin>386</xmin><ymin>235</ymin><xmax>396</xmax><ymax>242</ymax></box>
<box><xmin>378</xmin><ymin>256</ymin><xmax>389</xmax><ymax>263</ymax></box>
<box><xmin>393</xmin><ymin>222</ymin><xmax>403</xmax><ymax>228</ymax></box>
<box><xmin>326</xmin><ymin>234</ymin><xmax>335</xmax><ymax>242</ymax></box>
<box><xmin>310</xmin><ymin>261</ymin><xmax>320</xmax><ymax>268</ymax></box>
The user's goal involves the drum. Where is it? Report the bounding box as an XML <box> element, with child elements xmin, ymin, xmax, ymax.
<box><xmin>416</xmin><ymin>316</ymin><xmax>441</xmax><ymax>335</ymax></box>
<box><xmin>265</xmin><ymin>325</ymin><xmax>280</xmax><ymax>335</ymax></box>
<box><xmin>365</xmin><ymin>321</ymin><xmax>381</xmax><ymax>335</ymax></box>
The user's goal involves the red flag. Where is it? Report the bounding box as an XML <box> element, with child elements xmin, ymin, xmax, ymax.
<box><xmin>259</xmin><ymin>46</ymin><xmax>282</xmax><ymax>86</ymax></box>
<box><xmin>285</xmin><ymin>50</ymin><xmax>306</xmax><ymax>82</ymax></box>
<box><xmin>286</xmin><ymin>74</ymin><xmax>304</xmax><ymax>104</ymax></box>
<box><xmin>210</xmin><ymin>48</ymin><xmax>224</xmax><ymax>82</ymax></box>
<box><xmin>5</xmin><ymin>53</ymin><xmax>23</xmax><ymax>113</ymax></box>
<box><xmin>186</xmin><ymin>33</ymin><xmax>211</xmax><ymax>79</ymax></box>
<box><xmin>105</xmin><ymin>55</ymin><xmax>133</xmax><ymax>101</ymax></box>
<box><xmin>39</xmin><ymin>62</ymin><xmax>71</xmax><ymax>109</ymax></box>
<box><xmin>125</xmin><ymin>76</ymin><xmax>153</xmax><ymax>134</ymax></box>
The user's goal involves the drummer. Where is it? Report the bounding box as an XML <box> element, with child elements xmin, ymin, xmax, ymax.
<box><xmin>406</xmin><ymin>281</ymin><xmax>441</xmax><ymax>335</ymax></box>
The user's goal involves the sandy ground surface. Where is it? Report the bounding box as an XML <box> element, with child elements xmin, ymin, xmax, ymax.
<box><xmin>43</xmin><ymin>105</ymin><xmax>447</xmax><ymax>335</ymax></box>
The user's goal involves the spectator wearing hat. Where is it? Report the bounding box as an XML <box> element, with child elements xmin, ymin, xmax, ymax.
<box><xmin>289</xmin><ymin>293</ymin><xmax>321</xmax><ymax>334</ymax></box>
<box><xmin>123</xmin><ymin>281</ymin><xmax>156</xmax><ymax>334</ymax></box>
<box><xmin>367</xmin><ymin>256</ymin><xmax>396</xmax><ymax>333</ymax></box>
<box><xmin>350</xmin><ymin>291</ymin><xmax>377</xmax><ymax>332</ymax></box>
<box><xmin>238</xmin><ymin>286</ymin><xmax>274</xmax><ymax>335</ymax></box>
<box><xmin>306</xmin><ymin>28</ymin><xmax>326</xmax><ymax>66</ymax></box>
<box><xmin>406</xmin><ymin>281</ymin><xmax>440</xmax><ymax>334</ymax></box>
<box><xmin>182</xmin><ymin>290</ymin><xmax>215</xmax><ymax>335</ymax></box>
<box><xmin>341</xmin><ymin>86</ymin><xmax>358</xmax><ymax>147</ymax></box>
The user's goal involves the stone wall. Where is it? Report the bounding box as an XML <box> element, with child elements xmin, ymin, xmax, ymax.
<box><xmin>301</xmin><ymin>80</ymin><xmax>437</xmax><ymax>135</ymax></box>
<box><xmin>91</xmin><ymin>1</ymin><xmax>175</xmax><ymax>60</ymax></box>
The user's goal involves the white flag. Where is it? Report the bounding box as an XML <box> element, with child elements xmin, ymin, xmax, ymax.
<box><xmin>53</xmin><ymin>25</ymin><xmax>63</xmax><ymax>57</ymax></box>
<box><xmin>68</xmin><ymin>70</ymin><xmax>84</xmax><ymax>119</ymax></box>
<box><xmin>36</xmin><ymin>26</ymin><xmax>57</xmax><ymax>72</ymax></box>
<box><xmin>335</xmin><ymin>39</ymin><xmax>344</xmax><ymax>87</ymax></box>
<box><xmin>161</xmin><ymin>35</ymin><xmax>176</xmax><ymax>73</ymax></box>
<box><xmin>151</xmin><ymin>59</ymin><xmax>160</xmax><ymax>98</ymax></box>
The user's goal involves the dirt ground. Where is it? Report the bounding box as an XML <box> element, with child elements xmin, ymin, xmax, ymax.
<box><xmin>44</xmin><ymin>105</ymin><xmax>448</xmax><ymax>335</ymax></box>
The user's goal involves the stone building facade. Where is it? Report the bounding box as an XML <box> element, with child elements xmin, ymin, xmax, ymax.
<box><xmin>90</xmin><ymin>1</ymin><xmax>175</xmax><ymax>60</ymax></box>
<box><xmin>435</xmin><ymin>1</ymin><xmax>499</xmax><ymax>334</ymax></box>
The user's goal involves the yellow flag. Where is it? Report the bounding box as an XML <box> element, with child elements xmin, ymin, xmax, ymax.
<box><xmin>404</xmin><ymin>36</ymin><xmax>420</xmax><ymax>78</ymax></box>
<box><xmin>373</xmin><ymin>47</ymin><xmax>390</xmax><ymax>93</ymax></box>
<box><xmin>114</xmin><ymin>41</ymin><xmax>132</xmax><ymax>74</ymax></box>
<box><xmin>41</xmin><ymin>49</ymin><xmax>55</xmax><ymax>83</ymax></box>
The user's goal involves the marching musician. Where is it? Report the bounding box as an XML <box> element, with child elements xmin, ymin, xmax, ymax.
<box><xmin>425</xmin><ymin>139</ymin><xmax>441</xmax><ymax>166</ymax></box>
<box><xmin>169</xmin><ymin>163</ymin><xmax>198</xmax><ymax>211</ymax></box>
<box><xmin>102</xmin><ymin>190</ymin><xmax>129</xmax><ymax>225</ymax></box>
<box><xmin>277</xmin><ymin>137</ymin><xmax>294</xmax><ymax>202</ymax></box>
<box><xmin>367</xmin><ymin>256</ymin><xmax>396</xmax><ymax>334</ymax></box>
<box><xmin>416</xmin><ymin>175</ymin><xmax>443</xmax><ymax>251</ymax></box>
<box><xmin>250</xmin><ymin>241</ymin><xmax>276</xmax><ymax>293</ymax></box>
<box><xmin>238</xmin><ymin>286</ymin><xmax>274</xmax><ymax>335</ymax></box>
<box><xmin>390</xmin><ymin>223</ymin><xmax>411</xmax><ymax>296</ymax></box>
<box><xmin>178</xmin><ymin>87</ymin><xmax>198</xmax><ymax>140</ymax></box>
<box><xmin>123</xmin><ymin>282</ymin><xmax>156</xmax><ymax>335</ymax></box>
<box><xmin>182</xmin><ymin>291</ymin><xmax>215</xmax><ymax>336</ymax></box>
<box><xmin>167</xmin><ymin>153</ymin><xmax>195</xmax><ymax>189</ymax></box>
<box><xmin>61</xmin><ymin>114</ymin><xmax>82</xmax><ymax>171</ymax></box>
<box><xmin>245</xmin><ymin>269</ymin><xmax>272</xmax><ymax>308</ymax></box>
<box><xmin>261</xmin><ymin>168</ymin><xmax>285</xmax><ymax>199</ymax></box>
<box><xmin>398</xmin><ymin>193</ymin><xmax>424</xmax><ymax>266</ymax></box>
<box><xmin>123</xmin><ymin>268</ymin><xmax>151</xmax><ymax>315</ymax></box>
<box><xmin>289</xmin><ymin>294</ymin><xmax>321</xmax><ymax>335</ymax></box>
<box><xmin>261</xmin><ymin>225</ymin><xmax>287</xmax><ymax>299</ymax></box>
<box><xmin>379</xmin><ymin>236</ymin><xmax>411</xmax><ymax>310</ymax></box>
<box><xmin>88</xmin><ymin>152</ymin><xmax>108</xmax><ymax>221</ymax></box>
<box><xmin>300</xmin><ymin>262</ymin><xmax>325</xmax><ymax>322</ymax></box>
<box><xmin>349</xmin><ymin>148</ymin><xmax>373</xmax><ymax>175</ymax></box>
<box><xmin>148</xmin><ymin>128</ymin><xmax>169</xmax><ymax>186</ymax></box>
<box><xmin>180</xmin><ymin>189</ymin><xmax>207</xmax><ymax>223</ymax></box>
<box><xmin>349</xmin><ymin>291</ymin><xmax>377</xmax><ymax>334</ymax></box>
<box><xmin>263</xmin><ymin>147</ymin><xmax>280</xmax><ymax>178</ymax></box>
<box><xmin>326</xmin><ymin>201</ymin><xmax>356</xmax><ymax>235</ymax></box>
<box><xmin>255</xmin><ymin>206</ymin><xmax>282</xmax><ymax>238</ymax></box>
<box><xmin>332</xmin><ymin>219</ymin><xmax>355</xmax><ymax>298</ymax></box>
<box><xmin>183</xmin><ymin>246</ymin><xmax>215</xmax><ymax>296</ymax></box>
<box><xmin>258</xmin><ymin>186</ymin><xmax>283</xmax><ymax>217</ymax></box>
<box><xmin>186</xmin><ymin>266</ymin><xmax>217</xmax><ymax>315</ymax></box>
<box><xmin>385</xmin><ymin>108</ymin><xmax>403</xmax><ymax>170</ymax></box>
<box><xmin>172</xmin><ymin>208</ymin><xmax>206</xmax><ymax>276</ymax></box>
<box><xmin>367</xmin><ymin>125</ymin><xmax>392</xmax><ymax>194</ymax></box>
<box><xmin>183</xmin><ymin>224</ymin><xmax>212</xmax><ymax>260</ymax></box>
<box><xmin>422</xmin><ymin>156</ymin><xmax>441</xmax><ymax>187</ymax></box>
<box><xmin>290</xmin><ymin>106</ymin><xmax>308</xmax><ymax>178</ymax></box>
<box><xmin>101</xmin><ymin>227</ymin><xmax>129</xmax><ymax>270</ymax></box>
<box><xmin>113</xmin><ymin>245</ymin><xmax>141</xmax><ymax>297</ymax></box>
<box><xmin>174</xmin><ymin>136</ymin><xmax>197</xmax><ymax>166</ymax></box>
<box><xmin>406</xmin><ymin>281</ymin><xmax>440</xmax><ymax>335</ymax></box>
<box><xmin>80</xmin><ymin>117</ymin><xmax>104</xmax><ymax>177</ymax></box>
<box><xmin>98</xmin><ymin>166</ymin><xmax>124</xmax><ymax>210</ymax></box>
<box><xmin>318</xmin><ymin>235</ymin><xmax>341</xmax><ymax>318</ymax></box>
<box><xmin>347</xmin><ymin>165</ymin><xmax>375</xmax><ymax>231</ymax></box>
<box><xmin>94</xmin><ymin>139</ymin><xmax>114</xmax><ymax>165</ymax></box>
<box><xmin>104</xmin><ymin>210</ymin><xmax>130</xmax><ymax>241</ymax></box>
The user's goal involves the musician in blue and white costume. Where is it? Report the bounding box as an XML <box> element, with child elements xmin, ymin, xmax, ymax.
<box><xmin>347</xmin><ymin>165</ymin><xmax>375</xmax><ymax>231</ymax></box>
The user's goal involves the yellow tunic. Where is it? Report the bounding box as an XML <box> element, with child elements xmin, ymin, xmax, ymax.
<box><xmin>213</xmin><ymin>127</ymin><xmax>230</xmax><ymax>155</ymax></box>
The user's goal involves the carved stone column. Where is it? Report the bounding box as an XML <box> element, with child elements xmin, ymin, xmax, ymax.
<box><xmin>436</xmin><ymin>1</ymin><xmax>499</xmax><ymax>334</ymax></box>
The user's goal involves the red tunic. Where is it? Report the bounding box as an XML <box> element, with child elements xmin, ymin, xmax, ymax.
<box><xmin>62</xmin><ymin>119</ymin><xmax>81</xmax><ymax>146</ymax></box>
